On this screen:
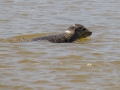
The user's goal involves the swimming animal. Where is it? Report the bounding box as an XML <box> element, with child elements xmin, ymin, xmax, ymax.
<box><xmin>32</xmin><ymin>24</ymin><xmax>92</xmax><ymax>43</ymax></box>
<box><xmin>0</xmin><ymin>24</ymin><xmax>92</xmax><ymax>43</ymax></box>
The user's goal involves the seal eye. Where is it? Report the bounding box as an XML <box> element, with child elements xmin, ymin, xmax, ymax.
<box><xmin>83</xmin><ymin>28</ymin><xmax>86</xmax><ymax>31</ymax></box>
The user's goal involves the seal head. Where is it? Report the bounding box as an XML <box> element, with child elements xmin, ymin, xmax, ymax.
<box><xmin>64</xmin><ymin>24</ymin><xmax>92</xmax><ymax>42</ymax></box>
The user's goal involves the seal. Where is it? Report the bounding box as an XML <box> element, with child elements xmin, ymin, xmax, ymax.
<box><xmin>0</xmin><ymin>24</ymin><xmax>92</xmax><ymax>43</ymax></box>
<box><xmin>32</xmin><ymin>24</ymin><xmax>92</xmax><ymax>43</ymax></box>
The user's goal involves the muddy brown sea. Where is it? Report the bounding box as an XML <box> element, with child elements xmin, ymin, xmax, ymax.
<box><xmin>0</xmin><ymin>0</ymin><xmax>120</xmax><ymax>90</ymax></box>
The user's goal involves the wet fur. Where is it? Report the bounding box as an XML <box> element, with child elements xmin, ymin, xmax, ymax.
<box><xmin>32</xmin><ymin>24</ymin><xmax>92</xmax><ymax>43</ymax></box>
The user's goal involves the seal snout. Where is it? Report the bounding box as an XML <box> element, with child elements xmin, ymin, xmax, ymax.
<box><xmin>87</xmin><ymin>30</ymin><xmax>92</xmax><ymax>36</ymax></box>
<box><xmin>82</xmin><ymin>30</ymin><xmax>92</xmax><ymax>38</ymax></box>
<box><xmin>89</xmin><ymin>31</ymin><xmax>92</xmax><ymax>35</ymax></box>
<box><xmin>87</xmin><ymin>31</ymin><xmax>92</xmax><ymax>37</ymax></box>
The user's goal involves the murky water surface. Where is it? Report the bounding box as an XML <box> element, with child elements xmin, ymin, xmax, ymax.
<box><xmin>0</xmin><ymin>0</ymin><xmax>120</xmax><ymax>90</ymax></box>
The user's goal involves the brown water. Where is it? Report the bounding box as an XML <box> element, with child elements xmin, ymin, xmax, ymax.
<box><xmin>0</xmin><ymin>0</ymin><xmax>120</xmax><ymax>90</ymax></box>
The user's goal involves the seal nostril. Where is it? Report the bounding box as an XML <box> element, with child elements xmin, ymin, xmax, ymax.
<box><xmin>89</xmin><ymin>32</ymin><xmax>92</xmax><ymax>35</ymax></box>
